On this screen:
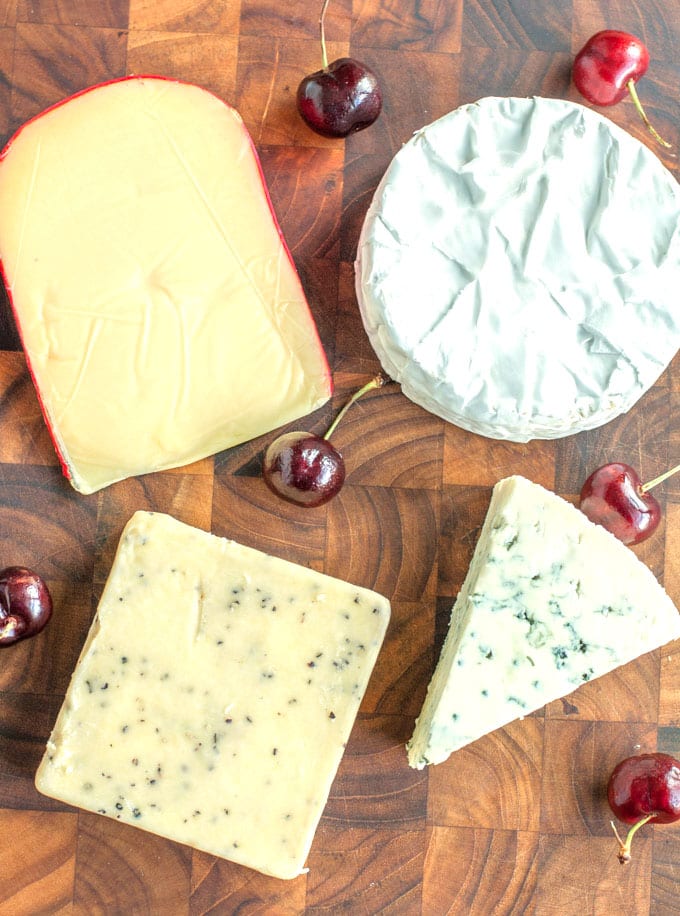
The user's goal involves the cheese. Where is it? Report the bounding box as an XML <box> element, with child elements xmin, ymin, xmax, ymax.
<box><xmin>35</xmin><ymin>511</ymin><xmax>390</xmax><ymax>879</ymax></box>
<box><xmin>407</xmin><ymin>476</ymin><xmax>680</xmax><ymax>769</ymax></box>
<box><xmin>0</xmin><ymin>77</ymin><xmax>331</xmax><ymax>494</ymax></box>
<box><xmin>355</xmin><ymin>96</ymin><xmax>680</xmax><ymax>442</ymax></box>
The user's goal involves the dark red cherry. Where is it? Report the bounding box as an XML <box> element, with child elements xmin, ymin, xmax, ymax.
<box><xmin>572</xmin><ymin>30</ymin><xmax>670</xmax><ymax>148</ymax></box>
<box><xmin>263</xmin><ymin>432</ymin><xmax>345</xmax><ymax>507</ymax></box>
<box><xmin>262</xmin><ymin>374</ymin><xmax>389</xmax><ymax>508</ymax></box>
<box><xmin>296</xmin><ymin>0</ymin><xmax>382</xmax><ymax>139</ymax></box>
<box><xmin>0</xmin><ymin>566</ymin><xmax>53</xmax><ymax>647</ymax></box>
<box><xmin>607</xmin><ymin>752</ymin><xmax>680</xmax><ymax>863</ymax></box>
<box><xmin>579</xmin><ymin>462</ymin><xmax>661</xmax><ymax>545</ymax></box>
<box><xmin>297</xmin><ymin>58</ymin><xmax>382</xmax><ymax>139</ymax></box>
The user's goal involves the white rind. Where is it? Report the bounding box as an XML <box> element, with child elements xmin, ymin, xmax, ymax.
<box><xmin>355</xmin><ymin>96</ymin><xmax>680</xmax><ymax>441</ymax></box>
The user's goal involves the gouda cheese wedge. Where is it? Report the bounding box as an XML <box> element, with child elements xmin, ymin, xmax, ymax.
<box><xmin>0</xmin><ymin>77</ymin><xmax>331</xmax><ymax>493</ymax></box>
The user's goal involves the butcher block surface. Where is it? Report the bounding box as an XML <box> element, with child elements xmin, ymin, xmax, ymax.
<box><xmin>1</xmin><ymin>1</ymin><xmax>679</xmax><ymax>914</ymax></box>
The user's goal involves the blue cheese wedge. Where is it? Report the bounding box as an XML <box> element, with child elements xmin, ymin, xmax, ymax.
<box><xmin>356</xmin><ymin>96</ymin><xmax>680</xmax><ymax>441</ymax></box>
<box><xmin>407</xmin><ymin>476</ymin><xmax>680</xmax><ymax>769</ymax></box>
<box><xmin>35</xmin><ymin>511</ymin><xmax>390</xmax><ymax>879</ymax></box>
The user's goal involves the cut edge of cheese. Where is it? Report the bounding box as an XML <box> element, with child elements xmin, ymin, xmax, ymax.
<box><xmin>0</xmin><ymin>76</ymin><xmax>332</xmax><ymax>494</ymax></box>
<box><xmin>406</xmin><ymin>475</ymin><xmax>680</xmax><ymax>769</ymax></box>
<box><xmin>35</xmin><ymin>510</ymin><xmax>391</xmax><ymax>879</ymax></box>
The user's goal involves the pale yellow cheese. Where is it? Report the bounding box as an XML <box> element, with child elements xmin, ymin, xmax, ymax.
<box><xmin>0</xmin><ymin>77</ymin><xmax>331</xmax><ymax>493</ymax></box>
<box><xmin>35</xmin><ymin>511</ymin><xmax>390</xmax><ymax>879</ymax></box>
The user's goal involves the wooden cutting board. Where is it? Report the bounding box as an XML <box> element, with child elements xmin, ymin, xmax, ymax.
<box><xmin>1</xmin><ymin>1</ymin><xmax>679</xmax><ymax>913</ymax></box>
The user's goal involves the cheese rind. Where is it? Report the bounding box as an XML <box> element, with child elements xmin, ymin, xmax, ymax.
<box><xmin>407</xmin><ymin>476</ymin><xmax>680</xmax><ymax>769</ymax></box>
<box><xmin>0</xmin><ymin>77</ymin><xmax>331</xmax><ymax>493</ymax></box>
<box><xmin>355</xmin><ymin>96</ymin><xmax>680</xmax><ymax>441</ymax></box>
<box><xmin>35</xmin><ymin>511</ymin><xmax>390</xmax><ymax>879</ymax></box>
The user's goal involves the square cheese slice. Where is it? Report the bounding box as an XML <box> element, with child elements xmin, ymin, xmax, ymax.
<box><xmin>36</xmin><ymin>511</ymin><xmax>390</xmax><ymax>879</ymax></box>
<box><xmin>0</xmin><ymin>76</ymin><xmax>331</xmax><ymax>493</ymax></box>
<box><xmin>407</xmin><ymin>475</ymin><xmax>680</xmax><ymax>769</ymax></box>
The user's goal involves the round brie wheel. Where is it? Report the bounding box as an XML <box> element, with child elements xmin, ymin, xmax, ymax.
<box><xmin>355</xmin><ymin>96</ymin><xmax>680</xmax><ymax>441</ymax></box>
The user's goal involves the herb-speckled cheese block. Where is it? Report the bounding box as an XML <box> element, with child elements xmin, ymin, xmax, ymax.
<box><xmin>36</xmin><ymin>511</ymin><xmax>390</xmax><ymax>879</ymax></box>
<box><xmin>407</xmin><ymin>476</ymin><xmax>680</xmax><ymax>769</ymax></box>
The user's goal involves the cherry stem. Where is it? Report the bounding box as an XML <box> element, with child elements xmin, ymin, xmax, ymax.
<box><xmin>641</xmin><ymin>462</ymin><xmax>680</xmax><ymax>493</ymax></box>
<box><xmin>626</xmin><ymin>79</ymin><xmax>672</xmax><ymax>149</ymax></box>
<box><xmin>610</xmin><ymin>814</ymin><xmax>655</xmax><ymax>864</ymax></box>
<box><xmin>323</xmin><ymin>374</ymin><xmax>390</xmax><ymax>441</ymax></box>
<box><xmin>319</xmin><ymin>0</ymin><xmax>330</xmax><ymax>71</ymax></box>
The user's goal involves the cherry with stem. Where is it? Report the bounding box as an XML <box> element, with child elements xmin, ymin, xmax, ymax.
<box><xmin>573</xmin><ymin>30</ymin><xmax>671</xmax><ymax>149</ymax></box>
<box><xmin>607</xmin><ymin>752</ymin><xmax>680</xmax><ymax>864</ymax></box>
<box><xmin>579</xmin><ymin>460</ymin><xmax>680</xmax><ymax>545</ymax></box>
<box><xmin>263</xmin><ymin>374</ymin><xmax>390</xmax><ymax>507</ymax></box>
<box><xmin>296</xmin><ymin>0</ymin><xmax>382</xmax><ymax>139</ymax></box>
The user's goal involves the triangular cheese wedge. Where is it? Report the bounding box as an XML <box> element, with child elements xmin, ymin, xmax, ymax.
<box><xmin>0</xmin><ymin>77</ymin><xmax>331</xmax><ymax>493</ymax></box>
<box><xmin>407</xmin><ymin>476</ymin><xmax>680</xmax><ymax>768</ymax></box>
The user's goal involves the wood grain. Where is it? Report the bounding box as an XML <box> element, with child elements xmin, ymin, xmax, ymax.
<box><xmin>1</xmin><ymin>1</ymin><xmax>679</xmax><ymax>913</ymax></box>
